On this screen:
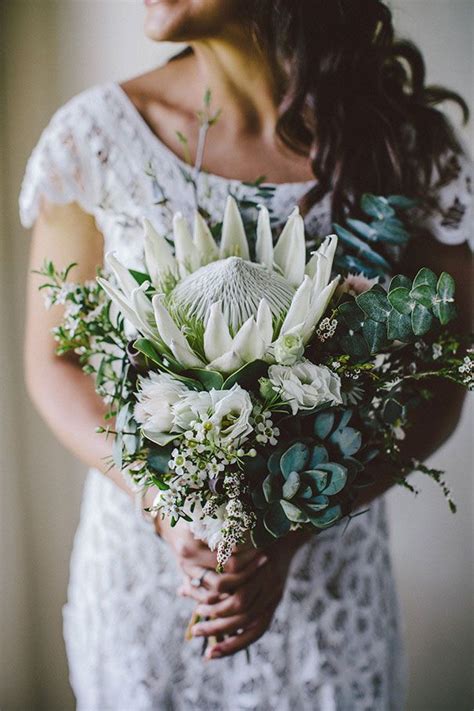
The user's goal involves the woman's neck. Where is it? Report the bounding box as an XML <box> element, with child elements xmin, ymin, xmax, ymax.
<box><xmin>190</xmin><ymin>32</ymin><xmax>280</xmax><ymax>140</ymax></box>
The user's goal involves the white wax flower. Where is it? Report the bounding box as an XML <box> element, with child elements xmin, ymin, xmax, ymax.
<box><xmin>268</xmin><ymin>361</ymin><xmax>342</xmax><ymax>415</ymax></box>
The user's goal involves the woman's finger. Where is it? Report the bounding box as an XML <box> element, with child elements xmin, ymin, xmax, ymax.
<box><xmin>178</xmin><ymin>581</ymin><xmax>224</xmax><ymax>605</ymax></box>
<box><xmin>205</xmin><ymin>610</ymin><xmax>274</xmax><ymax>660</ymax></box>
<box><xmin>223</xmin><ymin>547</ymin><xmax>263</xmax><ymax>574</ymax></box>
<box><xmin>192</xmin><ymin>589</ymin><xmax>279</xmax><ymax>637</ymax></box>
<box><xmin>194</xmin><ymin>577</ymin><xmax>261</xmax><ymax>618</ymax></box>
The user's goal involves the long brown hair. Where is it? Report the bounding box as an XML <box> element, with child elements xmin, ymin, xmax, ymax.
<box><xmin>247</xmin><ymin>0</ymin><xmax>469</xmax><ymax>222</ymax></box>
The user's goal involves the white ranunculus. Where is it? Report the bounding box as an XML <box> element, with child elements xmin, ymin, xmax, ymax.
<box><xmin>273</xmin><ymin>332</ymin><xmax>305</xmax><ymax>366</ymax></box>
<box><xmin>268</xmin><ymin>361</ymin><xmax>342</xmax><ymax>415</ymax></box>
<box><xmin>209</xmin><ymin>385</ymin><xmax>254</xmax><ymax>445</ymax></box>
<box><xmin>172</xmin><ymin>390</ymin><xmax>212</xmax><ymax>431</ymax></box>
<box><xmin>134</xmin><ymin>372</ymin><xmax>189</xmax><ymax>433</ymax></box>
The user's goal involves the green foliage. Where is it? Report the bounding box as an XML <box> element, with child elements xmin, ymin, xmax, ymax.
<box><xmin>331</xmin><ymin>267</ymin><xmax>457</xmax><ymax>361</ymax></box>
<box><xmin>332</xmin><ymin>192</ymin><xmax>417</xmax><ymax>278</ymax></box>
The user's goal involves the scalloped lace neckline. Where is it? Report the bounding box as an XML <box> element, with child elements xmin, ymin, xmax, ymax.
<box><xmin>109</xmin><ymin>82</ymin><xmax>316</xmax><ymax>191</ymax></box>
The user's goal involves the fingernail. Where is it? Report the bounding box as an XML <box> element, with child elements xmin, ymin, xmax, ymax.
<box><xmin>192</xmin><ymin>625</ymin><xmax>204</xmax><ymax>636</ymax></box>
<box><xmin>206</xmin><ymin>646</ymin><xmax>222</xmax><ymax>659</ymax></box>
<box><xmin>257</xmin><ymin>555</ymin><xmax>269</xmax><ymax>567</ymax></box>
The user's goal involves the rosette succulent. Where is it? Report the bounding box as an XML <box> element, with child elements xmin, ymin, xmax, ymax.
<box><xmin>250</xmin><ymin>409</ymin><xmax>366</xmax><ymax>544</ymax></box>
<box><xmin>98</xmin><ymin>196</ymin><xmax>340</xmax><ymax>375</ymax></box>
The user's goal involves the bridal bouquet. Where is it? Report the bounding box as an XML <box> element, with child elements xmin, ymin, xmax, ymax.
<box><xmin>38</xmin><ymin>195</ymin><xmax>472</xmax><ymax>568</ymax></box>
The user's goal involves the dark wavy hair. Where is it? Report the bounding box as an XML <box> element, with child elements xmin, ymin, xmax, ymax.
<box><xmin>244</xmin><ymin>0</ymin><xmax>469</xmax><ymax>223</ymax></box>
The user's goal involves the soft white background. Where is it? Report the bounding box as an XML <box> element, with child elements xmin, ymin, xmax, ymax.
<box><xmin>0</xmin><ymin>1</ymin><xmax>472</xmax><ymax>709</ymax></box>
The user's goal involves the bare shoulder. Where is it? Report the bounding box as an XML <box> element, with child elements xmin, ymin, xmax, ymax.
<box><xmin>119</xmin><ymin>50</ymin><xmax>197</xmax><ymax>118</ymax></box>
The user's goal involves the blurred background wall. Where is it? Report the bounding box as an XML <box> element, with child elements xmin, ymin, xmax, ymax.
<box><xmin>0</xmin><ymin>1</ymin><xmax>472</xmax><ymax>709</ymax></box>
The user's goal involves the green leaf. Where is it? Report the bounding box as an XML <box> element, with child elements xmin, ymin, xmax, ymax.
<box><xmin>313</xmin><ymin>412</ymin><xmax>335</xmax><ymax>439</ymax></box>
<box><xmin>436</xmin><ymin>272</ymin><xmax>455</xmax><ymax>301</ymax></box>
<box><xmin>142</xmin><ymin>429</ymin><xmax>177</xmax><ymax>447</ymax></box>
<box><xmin>361</xmin><ymin>193</ymin><xmax>395</xmax><ymax>219</ymax></box>
<box><xmin>386</xmin><ymin>194</ymin><xmax>418</xmax><ymax>210</ymax></box>
<box><xmin>411</xmin><ymin>303</ymin><xmax>433</xmax><ymax>336</ymax></box>
<box><xmin>282</xmin><ymin>470</ymin><xmax>301</xmax><ymax>500</ymax></box>
<box><xmin>309</xmin><ymin>445</ymin><xmax>329</xmax><ymax>467</ymax></box>
<box><xmin>148</xmin><ymin>448</ymin><xmax>173</xmax><ymax>474</ymax></box>
<box><xmin>382</xmin><ymin>398</ymin><xmax>405</xmax><ymax>424</ymax></box>
<box><xmin>133</xmin><ymin>338</ymin><xmax>163</xmax><ymax>366</ymax></box>
<box><xmin>338</xmin><ymin>332</ymin><xmax>371</xmax><ymax>361</ymax></box>
<box><xmin>262</xmin><ymin>472</ymin><xmax>281</xmax><ymax>503</ymax></box>
<box><xmin>389</xmin><ymin>274</ymin><xmax>411</xmax><ymax>291</ymax></box>
<box><xmin>280</xmin><ymin>500</ymin><xmax>310</xmax><ymax>523</ymax></box>
<box><xmin>223</xmin><ymin>359</ymin><xmax>268</xmax><ymax>390</ymax></box>
<box><xmin>116</xmin><ymin>403</ymin><xmax>131</xmax><ymax>432</ymax></box>
<box><xmin>310</xmin><ymin>504</ymin><xmax>342</xmax><ymax>528</ymax></box>
<box><xmin>410</xmin><ymin>285</ymin><xmax>434</xmax><ymax>309</ymax></box>
<box><xmin>334</xmin><ymin>224</ymin><xmax>391</xmax><ymax>269</ymax></box>
<box><xmin>387</xmin><ymin>287</ymin><xmax>413</xmax><ymax>315</ymax></box>
<box><xmin>362</xmin><ymin>319</ymin><xmax>387</xmax><ymax>353</ymax></box>
<box><xmin>188</xmin><ymin>368</ymin><xmax>224</xmax><ymax>390</ymax></box>
<box><xmin>112</xmin><ymin>434</ymin><xmax>123</xmax><ymax>470</ymax></box>
<box><xmin>129</xmin><ymin>268</ymin><xmax>151</xmax><ymax>286</ymax></box>
<box><xmin>304</xmin><ymin>469</ymin><xmax>329</xmax><ymax>493</ymax></box>
<box><xmin>356</xmin><ymin>286</ymin><xmax>391</xmax><ymax>322</ymax></box>
<box><xmin>345</xmin><ymin>218</ymin><xmax>377</xmax><ymax>241</ymax></box>
<box><xmin>331</xmin><ymin>427</ymin><xmax>362</xmax><ymax>456</ymax></box>
<box><xmin>280</xmin><ymin>442</ymin><xmax>310</xmax><ymax>477</ymax></box>
<box><xmin>369</xmin><ymin>218</ymin><xmax>410</xmax><ymax>245</ymax></box>
<box><xmin>433</xmin><ymin>300</ymin><xmax>456</xmax><ymax>325</ymax></box>
<box><xmin>336</xmin><ymin>300</ymin><xmax>365</xmax><ymax>330</ymax></box>
<box><xmin>264</xmin><ymin>502</ymin><xmax>292</xmax><ymax>537</ymax></box>
<box><xmin>413</xmin><ymin>267</ymin><xmax>437</xmax><ymax>291</ymax></box>
<box><xmin>387</xmin><ymin>309</ymin><xmax>413</xmax><ymax>342</ymax></box>
<box><xmin>317</xmin><ymin>463</ymin><xmax>348</xmax><ymax>495</ymax></box>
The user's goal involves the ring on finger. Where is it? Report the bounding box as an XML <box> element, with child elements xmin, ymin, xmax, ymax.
<box><xmin>190</xmin><ymin>569</ymin><xmax>209</xmax><ymax>588</ymax></box>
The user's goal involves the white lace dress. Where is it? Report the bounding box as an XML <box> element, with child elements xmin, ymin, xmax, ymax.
<box><xmin>19</xmin><ymin>83</ymin><xmax>473</xmax><ymax>711</ymax></box>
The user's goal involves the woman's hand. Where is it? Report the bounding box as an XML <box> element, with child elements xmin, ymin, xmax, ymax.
<box><xmin>181</xmin><ymin>533</ymin><xmax>304</xmax><ymax>659</ymax></box>
<box><xmin>156</xmin><ymin>517</ymin><xmax>266</xmax><ymax>605</ymax></box>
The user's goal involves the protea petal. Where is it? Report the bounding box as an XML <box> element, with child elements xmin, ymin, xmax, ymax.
<box><xmin>131</xmin><ymin>283</ymin><xmax>156</xmax><ymax>336</ymax></box>
<box><xmin>204</xmin><ymin>301</ymin><xmax>233</xmax><ymax>362</ymax></box>
<box><xmin>143</xmin><ymin>218</ymin><xmax>178</xmax><ymax>286</ymax></box>
<box><xmin>193</xmin><ymin>212</ymin><xmax>219</xmax><ymax>264</ymax></box>
<box><xmin>319</xmin><ymin>233</ymin><xmax>338</xmax><ymax>264</ymax></box>
<box><xmin>280</xmin><ymin>276</ymin><xmax>313</xmax><ymax>336</ymax></box>
<box><xmin>105</xmin><ymin>252</ymin><xmax>138</xmax><ymax>297</ymax></box>
<box><xmin>255</xmin><ymin>205</ymin><xmax>273</xmax><ymax>270</ymax></box>
<box><xmin>169</xmin><ymin>338</ymin><xmax>205</xmax><ymax>369</ymax></box>
<box><xmin>208</xmin><ymin>349</ymin><xmax>244</xmax><ymax>373</ymax></box>
<box><xmin>219</xmin><ymin>196</ymin><xmax>250</xmax><ymax>260</ymax></box>
<box><xmin>273</xmin><ymin>207</ymin><xmax>306</xmax><ymax>287</ymax></box>
<box><xmin>311</xmin><ymin>253</ymin><xmax>330</xmax><ymax>295</ymax></box>
<box><xmin>152</xmin><ymin>294</ymin><xmax>204</xmax><ymax>367</ymax></box>
<box><xmin>232</xmin><ymin>317</ymin><xmax>266</xmax><ymax>362</ymax></box>
<box><xmin>302</xmin><ymin>276</ymin><xmax>340</xmax><ymax>343</ymax></box>
<box><xmin>97</xmin><ymin>277</ymin><xmax>144</xmax><ymax>333</ymax></box>
<box><xmin>256</xmin><ymin>298</ymin><xmax>273</xmax><ymax>346</ymax></box>
<box><xmin>173</xmin><ymin>212</ymin><xmax>200</xmax><ymax>276</ymax></box>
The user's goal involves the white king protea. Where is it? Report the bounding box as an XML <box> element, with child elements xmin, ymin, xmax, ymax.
<box><xmin>98</xmin><ymin>197</ymin><xmax>339</xmax><ymax>375</ymax></box>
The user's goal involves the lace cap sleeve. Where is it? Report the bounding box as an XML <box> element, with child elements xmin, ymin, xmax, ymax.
<box><xmin>409</xmin><ymin>137</ymin><xmax>473</xmax><ymax>247</ymax></box>
<box><xmin>19</xmin><ymin>90</ymin><xmax>102</xmax><ymax>228</ymax></box>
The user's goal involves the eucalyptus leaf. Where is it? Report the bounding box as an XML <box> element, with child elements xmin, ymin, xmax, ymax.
<box><xmin>436</xmin><ymin>272</ymin><xmax>455</xmax><ymax>301</ymax></box>
<box><xmin>356</xmin><ymin>286</ymin><xmax>391</xmax><ymax>322</ymax></box>
<box><xmin>411</xmin><ymin>303</ymin><xmax>433</xmax><ymax>336</ymax></box>
<box><xmin>412</xmin><ymin>267</ymin><xmax>437</xmax><ymax>291</ymax></box>
<box><xmin>345</xmin><ymin>218</ymin><xmax>377</xmax><ymax>241</ymax></box>
<box><xmin>433</xmin><ymin>300</ymin><xmax>456</xmax><ymax>325</ymax></box>
<box><xmin>387</xmin><ymin>287</ymin><xmax>413</xmax><ymax>315</ymax></box>
<box><xmin>410</xmin><ymin>285</ymin><xmax>434</xmax><ymax>309</ymax></box>
<box><xmin>389</xmin><ymin>274</ymin><xmax>411</xmax><ymax>291</ymax></box>
<box><xmin>387</xmin><ymin>309</ymin><xmax>413</xmax><ymax>342</ymax></box>
<box><xmin>362</xmin><ymin>319</ymin><xmax>387</xmax><ymax>353</ymax></box>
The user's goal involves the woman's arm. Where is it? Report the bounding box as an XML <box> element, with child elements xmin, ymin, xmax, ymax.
<box><xmin>24</xmin><ymin>200</ymin><xmax>134</xmax><ymax>495</ymax></box>
<box><xmin>353</xmin><ymin>234</ymin><xmax>472</xmax><ymax>509</ymax></box>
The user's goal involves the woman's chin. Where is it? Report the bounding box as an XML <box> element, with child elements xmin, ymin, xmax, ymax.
<box><xmin>144</xmin><ymin>3</ymin><xmax>189</xmax><ymax>43</ymax></box>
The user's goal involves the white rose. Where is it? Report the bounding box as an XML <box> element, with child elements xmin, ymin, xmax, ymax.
<box><xmin>268</xmin><ymin>360</ymin><xmax>342</xmax><ymax>415</ymax></box>
<box><xmin>209</xmin><ymin>384</ymin><xmax>253</xmax><ymax>445</ymax></box>
<box><xmin>172</xmin><ymin>390</ymin><xmax>212</xmax><ymax>431</ymax></box>
<box><xmin>273</xmin><ymin>332</ymin><xmax>305</xmax><ymax>366</ymax></box>
<box><xmin>134</xmin><ymin>372</ymin><xmax>189</xmax><ymax>433</ymax></box>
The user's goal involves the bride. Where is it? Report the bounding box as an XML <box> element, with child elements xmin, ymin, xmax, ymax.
<box><xmin>20</xmin><ymin>1</ymin><xmax>472</xmax><ymax>709</ymax></box>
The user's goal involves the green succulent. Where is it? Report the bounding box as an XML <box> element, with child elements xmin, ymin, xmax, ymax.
<box><xmin>331</xmin><ymin>268</ymin><xmax>456</xmax><ymax>362</ymax></box>
<box><xmin>251</xmin><ymin>409</ymin><xmax>364</xmax><ymax>544</ymax></box>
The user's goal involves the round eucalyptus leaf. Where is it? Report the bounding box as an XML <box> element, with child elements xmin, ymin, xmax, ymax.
<box><xmin>356</xmin><ymin>286</ymin><xmax>391</xmax><ymax>322</ymax></box>
<box><xmin>387</xmin><ymin>287</ymin><xmax>413</xmax><ymax>315</ymax></box>
<box><xmin>387</xmin><ymin>309</ymin><xmax>413</xmax><ymax>342</ymax></box>
<box><xmin>411</xmin><ymin>303</ymin><xmax>433</xmax><ymax>336</ymax></box>
<box><xmin>436</xmin><ymin>272</ymin><xmax>455</xmax><ymax>301</ymax></box>
<box><xmin>410</xmin><ymin>284</ymin><xmax>434</xmax><ymax>309</ymax></box>
<box><xmin>413</xmin><ymin>267</ymin><xmax>437</xmax><ymax>291</ymax></box>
